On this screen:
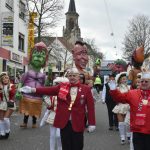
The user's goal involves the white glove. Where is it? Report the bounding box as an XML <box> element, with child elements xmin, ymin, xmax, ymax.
<box><xmin>109</xmin><ymin>80</ymin><xmax>117</xmax><ymax>90</ymax></box>
<box><xmin>88</xmin><ymin>125</ymin><xmax>96</xmax><ymax>133</ymax></box>
<box><xmin>101</xmin><ymin>100</ymin><xmax>105</xmax><ymax>104</ymax></box>
<box><xmin>19</xmin><ymin>86</ymin><xmax>32</xmax><ymax>93</ymax></box>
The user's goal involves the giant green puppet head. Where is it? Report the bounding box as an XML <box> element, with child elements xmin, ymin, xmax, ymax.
<box><xmin>29</xmin><ymin>42</ymin><xmax>48</xmax><ymax>71</ymax></box>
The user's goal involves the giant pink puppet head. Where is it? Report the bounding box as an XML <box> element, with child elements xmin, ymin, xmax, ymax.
<box><xmin>107</xmin><ymin>59</ymin><xmax>127</xmax><ymax>75</ymax></box>
<box><xmin>72</xmin><ymin>41</ymin><xmax>89</xmax><ymax>71</ymax></box>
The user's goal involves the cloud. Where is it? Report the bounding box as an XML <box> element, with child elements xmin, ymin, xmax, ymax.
<box><xmin>54</xmin><ymin>0</ymin><xmax>150</xmax><ymax>60</ymax></box>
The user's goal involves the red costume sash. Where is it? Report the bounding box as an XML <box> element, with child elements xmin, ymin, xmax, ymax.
<box><xmin>135</xmin><ymin>90</ymin><xmax>150</xmax><ymax>126</ymax></box>
<box><xmin>58</xmin><ymin>82</ymin><xmax>80</xmax><ymax>100</ymax></box>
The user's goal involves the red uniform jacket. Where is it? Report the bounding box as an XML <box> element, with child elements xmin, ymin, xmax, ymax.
<box><xmin>36</xmin><ymin>84</ymin><xmax>96</xmax><ymax>132</ymax></box>
<box><xmin>110</xmin><ymin>89</ymin><xmax>150</xmax><ymax>134</ymax></box>
<box><xmin>0</xmin><ymin>84</ymin><xmax>16</xmax><ymax>102</ymax></box>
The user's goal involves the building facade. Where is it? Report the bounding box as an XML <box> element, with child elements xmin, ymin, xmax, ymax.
<box><xmin>0</xmin><ymin>0</ymin><xmax>28</xmax><ymax>76</ymax></box>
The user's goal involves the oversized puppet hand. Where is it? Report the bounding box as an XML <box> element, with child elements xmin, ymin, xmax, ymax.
<box><xmin>19</xmin><ymin>86</ymin><xmax>33</xmax><ymax>93</ymax></box>
<box><xmin>88</xmin><ymin>125</ymin><xmax>96</xmax><ymax>133</ymax></box>
<box><xmin>109</xmin><ymin>80</ymin><xmax>117</xmax><ymax>90</ymax></box>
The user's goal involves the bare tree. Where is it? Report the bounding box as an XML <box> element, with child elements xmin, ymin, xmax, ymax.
<box><xmin>122</xmin><ymin>14</ymin><xmax>150</xmax><ymax>60</ymax></box>
<box><xmin>25</xmin><ymin>0</ymin><xmax>64</xmax><ymax>41</ymax></box>
<box><xmin>84</xmin><ymin>38</ymin><xmax>104</xmax><ymax>64</ymax></box>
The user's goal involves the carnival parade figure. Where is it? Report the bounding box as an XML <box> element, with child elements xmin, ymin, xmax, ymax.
<box><xmin>72</xmin><ymin>41</ymin><xmax>92</xmax><ymax>84</ymax></box>
<box><xmin>101</xmin><ymin>74</ymin><xmax>118</xmax><ymax>131</ymax></box>
<box><xmin>40</xmin><ymin>77</ymin><xmax>69</xmax><ymax>150</ymax></box>
<box><xmin>15</xmin><ymin>42</ymin><xmax>48</xmax><ymax>128</ymax></box>
<box><xmin>0</xmin><ymin>72</ymin><xmax>16</xmax><ymax>139</ymax></box>
<box><xmin>110</xmin><ymin>72</ymin><xmax>150</xmax><ymax>150</ymax></box>
<box><xmin>107</xmin><ymin>59</ymin><xmax>127</xmax><ymax>76</ymax></box>
<box><xmin>112</xmin><ymin>72</ymin><xmax>131</xmax><ymax>144</ymax></box>
<box><xmin>19</xmin><ymin>67</ymin><xmax>96</xmax><ymax>150</ymax></box>
<box><xmin>128</xmin><ymin>45</ymin><xmax>144</xmax><ymax>89</ymax></box>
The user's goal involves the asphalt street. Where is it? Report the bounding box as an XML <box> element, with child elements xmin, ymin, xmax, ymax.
<box><xmin>0</xmin><ymin>102</ymin><xmax>129</xmax><ymax>150</ymax></box>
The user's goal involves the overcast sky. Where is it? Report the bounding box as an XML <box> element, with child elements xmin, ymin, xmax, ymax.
<box><xmin>53</xmin><ymin>0</ymin><xmax>150</xmax><ymax>60</ymax></box>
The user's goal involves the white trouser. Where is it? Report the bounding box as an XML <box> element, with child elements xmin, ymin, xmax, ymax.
<box><xmin>4</xmin><ymin>118</ymin><xmax>10</xmax><ymax>133</ymax></box>
<box><xmin>0</xmin><ymin>120</ymin><xmax>5</xmax><ymax>136</ymax></box>
<box><xmin>40</xmin><ymin>109</ymin><xmax>50</xmax><ymax>127</ymax></box>
<box><xmin>130</xmin><ymin>132</ymin><xmax>134</xmax><ymax>150</ymax></box>
<box><xmin>119</xmin><ymin>122</ymin><xmax>126</xmax><ymax>140</ymax></box>
<box><xmin>124</xmin><ymin>111</ymin><xmax>131</xmax><ymax>139</ymax></box>
<box><xmin>50</xmin><ymin>126</ymin><xmax>62</xmax><ymax>150</ymax></box>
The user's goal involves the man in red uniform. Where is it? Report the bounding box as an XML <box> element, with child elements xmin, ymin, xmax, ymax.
<box><xmin>109</xmin><ymin>72</ymin><xmax>150</xmax><ymax>150</ymax></box>
<box><xmin>20</xmin><ymin>67</ymin><xmax>96</xmax><ymax>150</ymax></box>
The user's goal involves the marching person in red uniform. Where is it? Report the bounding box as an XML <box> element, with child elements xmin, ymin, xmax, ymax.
<box><xmin>40</xmin><ymin>77</ymin><xmax>69</xmax><ymax>150</ymax></box>
<box><xmin>20</xmin><ymin>67</ymin><xmax>96</xmax><ymax>150</ymax></box>
<box><xmin>0</xmin><ymin>72</ymin><xmax>16</xmax><ymax>140</ymax></box>
<box><xmin>109</xmin><ymin>72</ymin><xmax>150</xmax><ymax>150</ymax></box>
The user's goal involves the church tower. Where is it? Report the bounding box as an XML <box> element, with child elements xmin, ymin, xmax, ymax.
<box><xmin>63</xmin><ymin>0</ymin><xmax>82</xmax><ymax>44</ymax></box>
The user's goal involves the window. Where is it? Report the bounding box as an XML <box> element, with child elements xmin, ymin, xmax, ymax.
<box><xmin>19</xmin><ymin>1</ymin><xmax>26</xmax><ymax>20</ymax></box>
<box><xmin>2</xmin><ymin>23</ymin><xmax>13</xmax><ymax>35</ymax></box>
<box><xmin>6</xmin><ymin>0</ymin><xmax>13</xmax><ymax>10</ymax></box>
<box><xmin>18</xmin><ymin>33</ymin><xmax>25</xmax><ymax>52</ymax></box>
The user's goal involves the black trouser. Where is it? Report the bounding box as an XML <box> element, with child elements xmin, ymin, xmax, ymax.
<box><xmin>133</xmin><ymin>132</ymin><xmax>150</xmax><ymax>150</ymax></box>
<box><xmin>94</xmin><ymin>84</ymin><xmax>101</xmax><ymax>94</ymax></box>
<box><xmin>60</xmin><ymin>121</ymin><xmax>84</xmax><ymax>150</ymax></box>
<box><xmin>23</xmin><ymin>115</ymin><xmax>37</xmax><ymax>124</ymax></box>
<box><xmin>106</xmin><ymin>102</ymin><xmax>118</xmax><ymax>127</ymax></box>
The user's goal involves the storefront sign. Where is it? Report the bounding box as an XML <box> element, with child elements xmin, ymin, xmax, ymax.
<box><xmin>1</xmin><ymin>12</ymin><xmax>14</xmax><ymax>46</ymax></box>
<box><xmin>10</xmin><ymin>52</ymin><xmax>23</xmax><ymax>64</ymax></box>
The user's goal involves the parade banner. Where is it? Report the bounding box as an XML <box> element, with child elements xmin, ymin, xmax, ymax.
<box><xmin>1</xmin><ymin>12</ymin><xmax>13</xmax><ymax>46</ymax></box>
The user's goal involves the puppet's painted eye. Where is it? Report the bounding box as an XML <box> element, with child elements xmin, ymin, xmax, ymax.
<box><xmin>41</xmin><ymin>50</ymin><xmax>46</xmax><ymax>55</ymax></box>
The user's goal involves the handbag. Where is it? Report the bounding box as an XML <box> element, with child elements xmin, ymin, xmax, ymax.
<box><xmin>7</xmin><ymin>101</ymin><xmax>14</xmax><ymax>108</ymax></box>
<box><xmin>46</xmin><ymin>111</ymin><xmax>56</xmax><ymax>125</ymax></box>
<box><xmin>3</xmin><ymin>90</ymin><xmax>14</xmax><ymax>108</ymax></box>
<box><xmin>43</xmin><ymin>96</ymin><xmax>51</xmax><ymax>106</ymax></box>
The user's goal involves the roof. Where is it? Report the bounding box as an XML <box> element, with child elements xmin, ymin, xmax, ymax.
<box><xmin>65</xmin><ymin>0</ymin><xmax>79</xmax><ymax>16</ymax></box>
<box><xmin>34</xmin><ymin>36</ymin><xmax>73</xmax><ymax>52</ymax></box>
<box><xmin>68</xmin><ymin>0</ymin><xmax>76</xmax><ymax>12</ymax></box>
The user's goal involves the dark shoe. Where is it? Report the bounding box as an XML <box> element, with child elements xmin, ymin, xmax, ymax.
<box><xmin>0</xmin><ymin>135</ymin><xmax>6</xmax><ymax>140</ymax></box>
<box><xmin>121</xmin><ymin>140</ymin><xmax>125</xmax><ymax>145</ymax></box>
<box><xmin>115</xmin><ymin>127</ymin><xmax>119</xmax><ymax>131</ymax></box>
<box><xmin>127</xmin><ymin>137</ymin><xmax>130</xmax><ymax>144</ymax></box>
<box><xmin>20</xmin><ymin>123</ymin><xmax>27</xmax><ymax>128</ymax></box>
<box><xmin>109</xmin><ymin>126</ymin><xmax>113</xmax><ymax>130</ymax></box>
<box><xmin>32</xmin><ymin>124</ymin><xmax>37</xmax><ymax>128</ymax></box>
<box><xmin>5</xmin><ymin>132</ymin><xmax>10</xmax><ymax>139</ymax></box>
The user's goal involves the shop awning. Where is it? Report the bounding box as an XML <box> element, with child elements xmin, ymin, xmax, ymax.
<box><xmin>0</xmin><ymin>47</ymin><xmax>10</xmax><ymax>60</ymax></box>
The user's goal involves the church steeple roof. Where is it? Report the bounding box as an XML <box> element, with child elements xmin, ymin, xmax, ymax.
<box><xmin>68</xmin><ymin>0</ymin><xmax>76</xmax><ymax>12</ymax></box>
